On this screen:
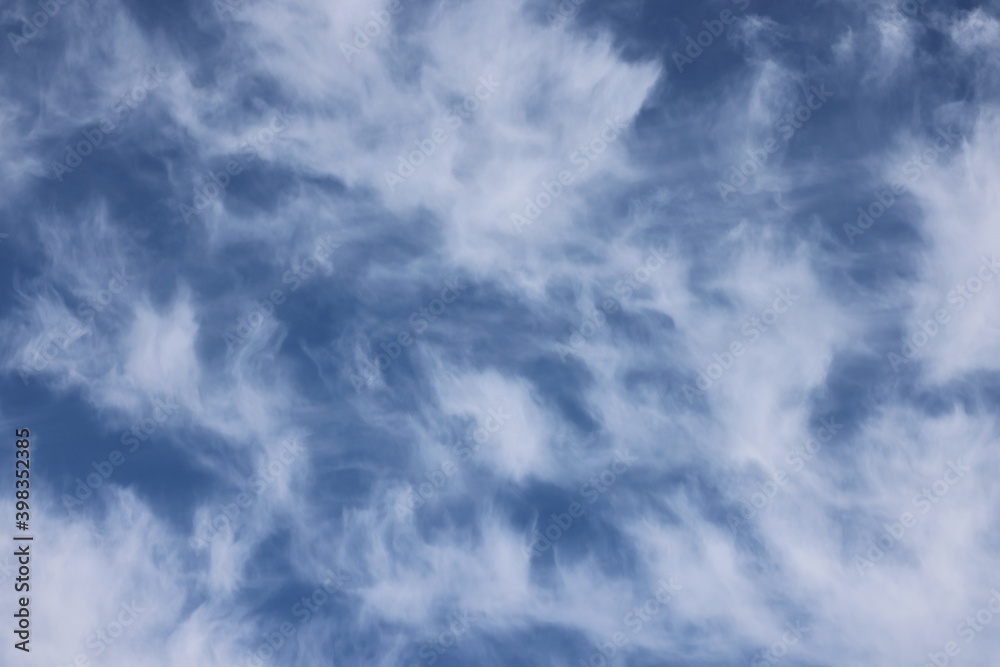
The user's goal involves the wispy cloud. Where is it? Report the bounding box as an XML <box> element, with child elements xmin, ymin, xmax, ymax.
<box><xmin>2</xmin><ymin>0</ymin><xmax>1000</xmax><ymax>665</ymax></box>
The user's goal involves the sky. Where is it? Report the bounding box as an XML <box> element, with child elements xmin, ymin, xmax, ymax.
<box><xmin>1</xmin><ymin>0</ymin><xmax>999</xmax><ymax>665</ymax></box>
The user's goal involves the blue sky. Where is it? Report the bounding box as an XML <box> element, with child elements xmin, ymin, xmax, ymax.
<box><xmin>1</xmin><ymin>0</ymin><xmax>1000</xmax><ymax>665</ymax></box>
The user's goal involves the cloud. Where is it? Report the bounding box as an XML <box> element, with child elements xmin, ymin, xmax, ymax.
<box><xmin>3</xmin><ymin>0</ymin><xmax>1000</xmax><ymax>665</ymax></box>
